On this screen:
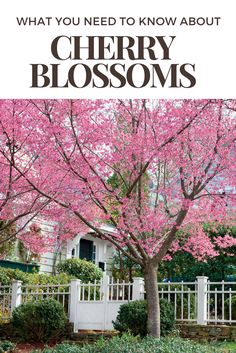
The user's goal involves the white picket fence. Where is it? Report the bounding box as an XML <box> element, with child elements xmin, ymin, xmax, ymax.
<box><xmin>0</xmin><ymin>281</ymin><xmax>70</xmax><ymax>321</ymax></box>
<box><xmin>1</xmin><ymin>276</ymin><xmax>236</xmax><ymax>330</ymax></box>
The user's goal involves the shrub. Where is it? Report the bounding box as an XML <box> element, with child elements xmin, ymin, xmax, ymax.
<box><xmin>113</xmin><ymin>300</ymin><xmax>147</xmax><ymax>336</ymax></box>
<box><xmin>31</xmin><ymin>335</ymin><xmax>227</xmax><ymax>353</ymax></box>
<box><xmin>0</xmin><ymin>267</ymin><xmax>71</xmax><ymax>286</ymax></box>
<box><xmin>57</xmin><ymin>258</ymin><xmax>103</xmax><ymax>283</ymax></box>
<box><xmin>159</xmin><ymin>298</ymin><xmax>176</xmax><ymax>336</ymax></box>
<box><xmin>26</xmin><ymin>272</ymin><xmax>71</xmax><ymax>286</ymax></box>
<box><xmin>11</xmin><ymin>298</ymin><xmax>67</xmax><ymax>342</ymax></box>
<box><xmin>0</xmin><ymin>268</ymin><xmax>28</xmax><ymax>285</ymax></box>
<box><xmin>113</xmin><ymin>298</ymin><xmax>175</xmax><ymax>336</ymax></box>
<box><xmin>0</xmin><ymin>340</ymin><xmax>15</xmax><ymax>353</ymax></box>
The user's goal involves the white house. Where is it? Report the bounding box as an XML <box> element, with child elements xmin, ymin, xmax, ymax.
<box><xmin>38</xmin><ymin>223</ymin><xmax>116</xmax><ymax>275</ymax></box>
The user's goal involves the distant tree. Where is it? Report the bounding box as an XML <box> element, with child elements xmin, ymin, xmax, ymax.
<box><xmin>160</xmin><ymin>225</ymin><xmax>236</xmax><ymax>282</ymax></box>
<box><xmin>111</xmin><ymin>249</ymin><xmax>142</xmax><ymax>282</ymax></box>
<box><xmin>112</xmin><ymin>225</ymin><xmax>236</xmax><ymax>282</ymax></box>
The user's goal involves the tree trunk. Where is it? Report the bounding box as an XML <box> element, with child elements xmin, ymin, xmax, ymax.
<box><xmin>144</xmin><ymin>262</ymin><xmax>160</xmax><ymax>337</ymax></box>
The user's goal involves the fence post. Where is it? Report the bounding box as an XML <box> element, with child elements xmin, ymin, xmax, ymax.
<box><xmin>197</xmin><ymin>276</ymin><xmax>208</xmax><ymax>325</ymax></box>
<box><xmin>69</xmin><ymin>279</ymin><xmax>81</xmax><ymax>325</ymax></box>
<box><xmin>102</xmin><ymin>274</ymin><xmax>110</xmax><ymax>301</ymax></box>
<box><xmin>102</xmin><ymin>274</ymin><xmax>110</xmax><ymax>330</ymax></box>
<box><xmin>11</xmin><ymin>280</ymin><xmax>22</xmax><ymax>315</ymax></box>
<box><xmin>132</xmin><ymin>277</ymin><xmax>145</xmax><ymax>300</ymax></box>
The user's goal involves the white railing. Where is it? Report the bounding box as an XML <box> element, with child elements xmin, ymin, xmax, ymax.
<box><xmin>157</xmin><ymin>281</ymin><xmax>197</xmax><ymax>322</ymax></box>
<box><xmin>71</xmin><ymin>276</ymin><xmax>198</xmax><ymax>330</ymax></box>
<box><xmin>1</xmin><ymin>276</ymin><xmax>236</xmax><ymax>328</ymax></box>
<box><xmin>142</xmin><ymin>277</ymin><xmax>236</xmax><ymax>325</ymax></box>
<box><xmin>71</xmin><ymin>276</ymin><xmax>139</xmax><ymax>330</ymax></box>
<box><xmin>206</xmin><ymin>281</ymin><xmax>236</xmax><ymax>324</ymax></box>
<box><xmin>79</xmin><ymin>280</ymin><xmax>103</xmax><ymax>301</ymax></box>
<box><xmin>78</xmin><ymin>278</ymin><xmax>133</xmax><ymax>301</ymax></box>
<box><xmin>0</xmin><ymin>280</ymin><xmax>70</xmax><ymax>320</ymax></box>
<box><xmin>21</xmin><ymin>283</ymin><xmax>70</xmax><ymax>314</ymax></box>
<box><xmin>108</xmin><ymin>278</ymin><xmax>133</xmax><ymax>301</ymax></box>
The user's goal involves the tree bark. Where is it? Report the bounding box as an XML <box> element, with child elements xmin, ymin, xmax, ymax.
<box><xmin>144</xmin><ymin>262</ymin><xmax>160</xmax><ymax>337</ymax></box>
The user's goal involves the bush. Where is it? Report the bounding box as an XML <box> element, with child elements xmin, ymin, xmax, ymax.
<box><xmin>113</xmin><ymin>298</ymin><xmax>175</xmax><ymax>336</ymax></box>
<box><xmin>11</xmin><ymin>299</ymin><xmax>67</xmax><ymax>342</ymax></box>
<box><xmin>31</xmin><ymin>335</ymin><xmax>227</xmax><ymax>353</ymax></box>
<box><xmin>0</xmin><ymin>268</ymin><xmax>28</xmax><ymax>285</ymax></box>
<box><xmin>0</xmin><ymin>340</ymin><xmax>15</xmax><ymax>353</ymax></box>
<box><xmin>159</xmin><ymin>298</ymin><xmax>176</xmax><ymax>336</ymax></box>
<box><xmin>57</xmin><ymin>258</ymin><xmax>103</xmax><ymax>283</ymax></box>
<box><xmin>113</xmin><ymin>300</ymin><xmax>147</xmax><ymax>336</ymax></box>
<box><xmin>26</xmin><ymin>272</ymin><xmax>71</xmax><ymax>286</ymax></box>
<box><xmin>0</xmin><ymin>267</ymin><xmax>71</xmax><ymax>286</ymax></box>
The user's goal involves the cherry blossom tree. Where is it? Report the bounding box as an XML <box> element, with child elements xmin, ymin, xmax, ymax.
<box><xmin>0</xmin><ymin>100</ymin><xmax>53</xmax><ymax>247</ymax></box>
<box><xmin>0</xmin><ymin>98</ymin><xmax>235</xmax><ymax>337</ymax></box>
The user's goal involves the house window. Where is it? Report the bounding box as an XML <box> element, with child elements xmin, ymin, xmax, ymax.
<box><xmin>79</xmin><ymin>239</ymin><xmax>94</xmax><ymax>262</ymax></box>
<box><xmin>71</xmin><ymin>248</ymin><xmax>75</xmax><ymax>258</ymax></box>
